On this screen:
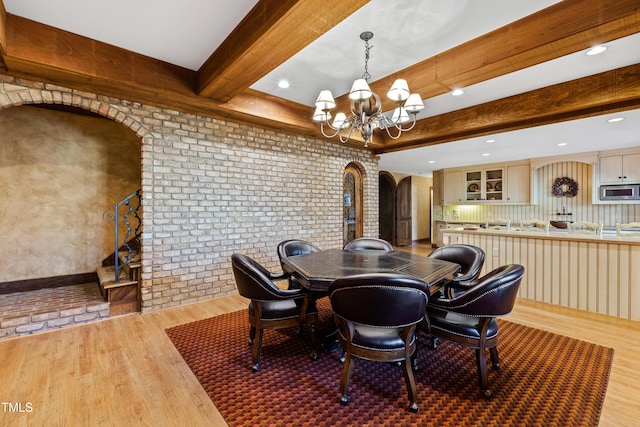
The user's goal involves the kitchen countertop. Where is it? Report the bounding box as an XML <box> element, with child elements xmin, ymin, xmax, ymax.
<box><xmin>441</xmin><ymin>226</ymin><xmax>640</xmax><ymax>245</ymax></box>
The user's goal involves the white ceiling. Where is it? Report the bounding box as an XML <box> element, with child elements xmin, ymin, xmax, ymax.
<box><xmin>5</xmin><ymin>0</ymin><xmax>640</xmax><ymax>176</ymax></box>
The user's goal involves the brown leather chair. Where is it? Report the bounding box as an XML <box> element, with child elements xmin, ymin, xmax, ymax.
<box><xmin>426</xmin><ymin>264</ymin><xmax>525</xmax><ymax>398</ymax></box>
<box><xmin>276</xmin><ymin>239</ymin><xmax>321</xmax><ymax>289</ymax></box>
<box><xmin>343</xmin><ymin>237</ymin><xmax>393</xmax><ymax>251</ymax></box>
<box><xmin>328</xmin><ymin>273</ymin><xmax>430</xmax><ymax>412</ymax></box>
<box><xmin>428</xmin><ymin>244</ymin><xmax>485</xmax><ymax>297</ymax></box>
<box><xmin>231</xmin><ymin>253</ymin><xmax>319</xmax><ymax>371</ymax></box>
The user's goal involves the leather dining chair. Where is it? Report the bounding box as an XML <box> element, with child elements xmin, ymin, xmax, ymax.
<box><xmin>426</xmin><ymin>263</ymin><xmax>525</xmax><ymax>398</ymax></box>
<box><xmin>276</xmin><ymin>239</ymin><xmax>321</xmax><ymax>289</ymax></box>
<box><xmin>328</xmin><ymin>273</ymin><xmax>430</xmax><ymax>412</ymax></box>
<box><xmin>428</xmin><ymin>244</ymin><xmax>485</xmax><ymax>298</ymax></box>
<box><xmin>343</xmin><ymin>237</ymin><xmax>393</xmax><ymax>251</ymax></box>
<box><xmin>231</xmin><ymin>253</ymin><xmax>319</xmax><ymax>371</ymax></box>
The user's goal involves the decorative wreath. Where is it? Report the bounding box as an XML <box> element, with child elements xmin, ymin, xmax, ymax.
<box><xmin>552</xmin><ymin>176</ymin><xmax>579</xmax><ymax>197</ymax></box>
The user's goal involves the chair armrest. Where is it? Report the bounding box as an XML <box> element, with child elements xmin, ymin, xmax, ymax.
<box><xmin>268</xmin><ymin>271</ymin><xmax>290</xmax><ymax>281</ymax></box>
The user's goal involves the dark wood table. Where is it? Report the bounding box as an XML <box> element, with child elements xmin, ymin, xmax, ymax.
<box><xmin>281</xmin><ymin>249</ymin><xmax>460</xmax><ymax>294</ymax></box>
<box><xmin>281</xmin><ymin>249</ymin><xmax>460</xmax><ymax>355</ymax></box>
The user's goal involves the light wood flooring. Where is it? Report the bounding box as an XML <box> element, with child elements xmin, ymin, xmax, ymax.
<box><xmin>1</xmin><ymin>243</ymin><xmax>638</xmax><ymax>426</ymax></box>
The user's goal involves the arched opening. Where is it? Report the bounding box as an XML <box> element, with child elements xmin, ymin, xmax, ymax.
<box><xmin>0</xmin><ymin>103</ymin><xmax>143</xmax><ymax>333</ymax></box>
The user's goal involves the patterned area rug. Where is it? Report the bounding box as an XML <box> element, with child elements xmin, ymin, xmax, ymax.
<box><xmin>166</xmin><ymin>301</ymin><xmax>613</xmax><ymax>427</ymax></box>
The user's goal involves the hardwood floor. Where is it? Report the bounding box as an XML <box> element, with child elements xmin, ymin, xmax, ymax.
<box><xmin>0</xmin><ymin>243</ymin><xmax>638</xmax><ymax>426</ymax></box>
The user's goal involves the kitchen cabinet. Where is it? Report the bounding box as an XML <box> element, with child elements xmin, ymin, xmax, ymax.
<box><xmin>464</xmin><ymin>168</ymin><xmax>504</xmax><ymax>202</ymax></box>
<box><xmin>443</xmin><ymin>170</ymin><xmax>464</xmax><ymax>204</ymax></box>
<box><xmin>439</xmin><ymin>160</ymin><xmax>531</xmax><ymax>205</ymax></box>
<box><xmin>599</xmin><ymin>153</ymin><xmax>640</xmax><ymax>184</ymax></box>
<box><xmin>505</xmin><ymin>163</ymin><xmax>530</xmax><ymax>203</ymax></box>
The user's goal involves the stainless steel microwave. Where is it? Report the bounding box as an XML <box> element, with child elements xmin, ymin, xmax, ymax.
<box><xmin>600</xmin><ymin>184</ymin><xmax>640</xmax><ymax>200</ymax></box>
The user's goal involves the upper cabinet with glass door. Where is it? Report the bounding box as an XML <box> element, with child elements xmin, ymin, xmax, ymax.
<box><xmin>464</xmin><ymin>168</ymin><xmax>504</xmax><ymax>202</ymax></box>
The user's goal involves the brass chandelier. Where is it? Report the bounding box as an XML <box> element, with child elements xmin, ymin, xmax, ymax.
<box><xmin>313</xmin><ymin>31</ymin><xmax>424</xmax><ymax>147</ymax></box>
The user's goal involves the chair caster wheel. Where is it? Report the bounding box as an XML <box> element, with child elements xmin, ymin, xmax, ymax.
<box><xmin>481</xmin><ymin>389</ymin><xmax>492</xmax><ymax>399</ymax></box>
<box><xmin>248</xmin><ymin>339</ymin><xmax>253</xmax><ymax>346</ymax></box>
<box><xmin>409</xmin><ymin>402</ymin><xmax>418</xmax><ymax>413</ymax></box>
<box><xmin>430</xmin><ymin>337</ymin><xmax>439</xmax><ymax>349</ymax></box>
<box><xmin>251</xmin><ymin>363</ymin><xmax>260</xmax><ymax>372</ymax></box>
<box><xmin>340</xmin><ymin>395</ymin><xmax>348</xmax><ymax>406</ymax></box>
<box><xmin>310</xmin><ymin>351</ymin><xmax>319</xmax><ymax>361</ymax></box>
<box><xmin>492</xmin><ymin>362</ymin><xmax>501</xmax><ymax>370</ymax></box>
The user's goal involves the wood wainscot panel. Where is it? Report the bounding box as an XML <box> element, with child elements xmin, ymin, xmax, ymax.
<box><xmin>442</xmin><ymin>229</ymin><xmax>640</xmax><ymax>321</ymax></box>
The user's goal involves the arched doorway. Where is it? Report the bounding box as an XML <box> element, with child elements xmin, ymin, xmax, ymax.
<box><xmin>378</xmin><ymin>172</ymin><xmax>396</xmax><ymax>245</ymax></box>
<box><xmin>343</xmin><ymin>163</ymin><xmax>363</xmax><ymax>245</ymax></box>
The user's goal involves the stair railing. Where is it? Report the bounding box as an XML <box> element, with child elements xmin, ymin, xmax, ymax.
<box><xmin>102</xmin><ymin>189</ymin><xmax>142</xmax><ymax>282</ymax></box>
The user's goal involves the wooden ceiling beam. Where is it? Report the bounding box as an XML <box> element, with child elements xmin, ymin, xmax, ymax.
<box><xmin>340</xmin><ymin>0</ymin><xmax>640</xmax><ymax>114</ymax></box>
<box><xmin>196</xmin><ymin>0</ymin><xmax>369</xmax><ymax>102</ymax></box>
<box><xmin>376</xmin><ymin>63</ymin><xmax>640</xmax><ymax>153</ymax></box>
<box><xmin>1</xmin><ymin>14</ymin><xmax>328</xmax><ymax>137</ymax></box>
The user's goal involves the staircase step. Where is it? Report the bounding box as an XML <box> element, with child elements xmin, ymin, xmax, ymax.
<box><xmin>96</xmin><ymin>266</ymin><xmax>137</xmax><ymax>290</ymax></box>
<box><xmin>118</xmin><ymin>251</ymin><xmax>141</xmax><ymax>267</ymax></box>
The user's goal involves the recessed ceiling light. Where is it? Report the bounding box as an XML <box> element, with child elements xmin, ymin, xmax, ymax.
<box><xmin>586</xmin><ymin>45</ymin><xmax>607</xmax><ymax>56</ymax></box>
<box><xmin>557</xmin><ymin>142</ymin><xmax>568</xmax><ymax>147</ymax></box>
<box><xmin>278</xmin><ymin>80</ymin><xmax>290</xmax><ymax>89</ymax></box>
<box><xmin>428</xmin><ymin>160</ymin><xmax>435</xmax><ymax>164</ymax></box>
<box><xmin>451</xmin><ymin>88</ymin><xmax>464</xmax><ymax>96</ymax></box>
<box><xmin>485</xmin><ymin>139</ymin><xmax>495</xmax><ymax>143</ymax></box>
<box><xmin>482</xmin><ymin>153</ymin><xmax>491</xmax><ymax>157</ymax></box>
<box><xmin>607</xmin><ymin>117</ymin><xmax>624</xmax><ymax>123</ymax></box>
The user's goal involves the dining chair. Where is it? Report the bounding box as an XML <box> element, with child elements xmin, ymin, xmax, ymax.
<box><xmin>343</xmin><ymin>237</ymin><xmax>393</xmax><ymax>251</ymax></box>
<box><xmin>328</xmin><ymin>273</ymin><xmax>430</xmax><ymax>412</ymax></box>
<box><xmin>231</xmin><ymin>253</ymin><xmax>319</xmax><ymax>371</ymax></box>
<box><xmin>485</xmin><ymin>218</ymin><xmax>511</xmax><ymax>230</ymax></box>
<box><xmin>519</xmin><ymin>219</ymin><xmax>550</xmax><ymax>232</ymax></box>
<box><xmin>428</xmin><ymin>244</ymin><xmax>485</xmax><ymax>298</ymax></box>
<box><xmin>277</xmin><ymin>239</ymin><xmax>321</xmax><ymax>289</ymax></box>
<box><xmin>426</xmin><ymin>264</ymin><xmax>525</xmax><ymax>398</ymax></box>
<box><xmin>616</xmin><ymin>222</ymin><xmax>640</xmax><ymax>237</ymax></box>
<box><xmin>567</xmin><ymin>221</ymin><xmax>603</xmax><ymax>235</ymax></box>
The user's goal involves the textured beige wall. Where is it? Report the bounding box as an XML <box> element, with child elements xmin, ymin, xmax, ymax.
<box><xmin>0</xmin><ymin>106</ymin><xmax>141</xmax><ymax>282</ymax></box>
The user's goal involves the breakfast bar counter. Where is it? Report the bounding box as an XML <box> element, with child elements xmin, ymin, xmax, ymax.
<box><xmin>441</xmin><ymin>227</ymin><xmax>640</xmax><ymax>321</ymax></box>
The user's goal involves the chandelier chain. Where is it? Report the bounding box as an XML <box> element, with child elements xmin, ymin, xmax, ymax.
<box><xmin>362</xmin><ymin>38</ymin><xmax>372</xmax><ymax>81</ymax></box>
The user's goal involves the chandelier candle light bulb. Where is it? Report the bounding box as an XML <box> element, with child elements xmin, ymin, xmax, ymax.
<box><xmin>313</xmin><ymin>31</ymin><xmax>424</xmax><ymax>147</ymax></box>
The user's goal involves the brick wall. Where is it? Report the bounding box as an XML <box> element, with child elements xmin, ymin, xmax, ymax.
<box><xmin>0</xmin><ymin>75</ymin><xmax>380</xmax><ymax>312</ymax></box>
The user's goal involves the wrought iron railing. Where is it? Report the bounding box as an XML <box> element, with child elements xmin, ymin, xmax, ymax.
<box><xmin>102</xmin><ymin>189</ymin><xmax>142</xmax><ymax>282</ymax></box>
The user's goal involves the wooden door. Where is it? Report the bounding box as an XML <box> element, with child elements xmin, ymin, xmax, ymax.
<box><xmin>396</xmin><ymin>176</ymin><xmax>412</xmax><ymax>246</ymax></box>
<box><xmin>343</xmin><ymin>164</ymin><xmax>363</xmax><ymax>246</ymax></box>
<box><xmin>378</xmin><ymin>172</ymin><xmax>396</xmax><ymax>245</ymax></box>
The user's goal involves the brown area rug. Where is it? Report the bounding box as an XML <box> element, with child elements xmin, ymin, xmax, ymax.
<box><xmin>166</xmin><ymin>301</ymin><xmax>613</xmax><ymax>427</ymax></box>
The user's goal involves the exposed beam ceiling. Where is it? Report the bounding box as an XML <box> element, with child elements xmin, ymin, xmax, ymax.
<box><xmin>1</xmin><ymin>0</ymin><xmax>639</xmax><ymax>159</ymax></box>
